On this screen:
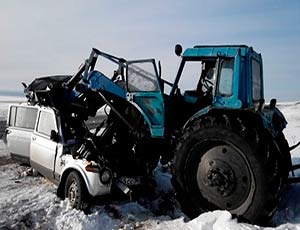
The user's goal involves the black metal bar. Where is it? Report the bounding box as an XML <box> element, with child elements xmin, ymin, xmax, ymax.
<box><xmin>96</xmin><ymin>91</ymin><xmax>135</xmax><ymax>132</ymax></box>
<box><xmin>92</xmin><ymin>48</ymin><xmax>126</xmax><ymax>66</ymax></box>
<box><xmin>289</xmin><ymin>141</ymin><xmax>300</xmax><ymax>151</ymax></box>
<box><xmin>66</xmin><ymin>62</ymin><xmax>86</xmax><ymax>90</ymax></box>
<box><xmin>288</xmin><ymin>177</ymin><xmax>300</xmax><ymax>183</ymax></box>
<box><xmin>161</xmin><ymin>79</ymin><xmax>173</xmax><ymax>87</ymax></box>
<box><xmin>170</xmin><ymin>60</ymin><xmax>185</xmax><ymax>96</ymax></box>
<box><xmin>292</xmin><ymin>164</ymin><xmax>300</xmax><ymax>171</ymax></box>
<box><xmin>83</xmin><ymin>50</ymin><xmax>97</xmax><ymax>80</ymax></box>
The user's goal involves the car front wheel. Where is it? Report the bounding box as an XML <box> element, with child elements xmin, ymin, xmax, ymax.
<box><xmin>64</xmin><ymin>171</ymin><xmax>89</xmax><ymax>211</ymax></box>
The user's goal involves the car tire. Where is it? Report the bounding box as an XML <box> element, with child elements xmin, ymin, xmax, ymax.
<box><xmin>64</xmin><ymin>171</ymin><xmax>90</xmax><ymax>211</ymax></box>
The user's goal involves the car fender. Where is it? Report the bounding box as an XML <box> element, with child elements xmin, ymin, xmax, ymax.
<box><xmin>59</xmin><ymin>155</ymin><xmax>111</xmax><ymax>197</ymax></box>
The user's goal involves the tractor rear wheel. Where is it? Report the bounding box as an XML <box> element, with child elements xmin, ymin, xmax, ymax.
<box><xmin>172</xmin><ymin>115</ymin><xmax>283</xmax><ymax>224</ymax></box>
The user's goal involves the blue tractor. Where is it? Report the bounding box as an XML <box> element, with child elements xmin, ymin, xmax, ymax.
<box><xmin>24</xmin><ymin>44</ymin><xmax>298</xmax><ymax>224</ymax></box>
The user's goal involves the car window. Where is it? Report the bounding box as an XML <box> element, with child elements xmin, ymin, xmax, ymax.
<box><xmin>37</xmin><ymin>111</ymin><xmax>56</xmax><ymax>137</ymax></box>
<box><xmin>12</xmin><ymin>106</ymin><xmax>38</xmax><ymax>130</ymax></box>
<box><xmin>9</xmin><ymin>106</ymin><xmax>17</xmax><ymax>126</ymax></box>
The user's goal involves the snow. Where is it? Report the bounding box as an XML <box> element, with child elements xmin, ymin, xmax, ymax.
<box><xmin>0</xmin><ymin>103</ymin><xmax>10</xmax><ymax>121</ymax></box>
<box><xmin>0</xmin><ymin>140</ymin><xmax>9</xmax><ymax>157</ymax></box>
<box><xmin>1</xmin><ymin>102</ymin><xmax>300</xmax><ymax>229</ymax></box>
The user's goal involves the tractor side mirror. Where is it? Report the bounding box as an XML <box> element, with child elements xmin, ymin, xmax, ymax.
<box><xmin>50</xmin><ymin>130</ymin><xmax>59</xmax><ymax>142</ymax></box>
<box><xmin>175</xmin><ymin>44</ymin><xmax>183</xmax><ymax>56</ymax></box>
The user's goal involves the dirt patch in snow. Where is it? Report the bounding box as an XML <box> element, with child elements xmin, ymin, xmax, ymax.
<box><xmin>0</xmin><ymin>120</ymin><xmax>6</xmax><ymax>137</ymax></box>
<box><xmin>0</xmin><ymin>156</ymin><xmax>14</xmax><ymax>166</ymax></box>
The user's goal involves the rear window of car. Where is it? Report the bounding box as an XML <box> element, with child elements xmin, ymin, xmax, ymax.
<box><xmin>9</xmin><ymin>106</ymin><xmax>38</xmax><ymax>130</ymax></box>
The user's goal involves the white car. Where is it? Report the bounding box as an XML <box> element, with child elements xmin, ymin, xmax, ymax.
<box><xmin>4</xmin><ymin>104</ymin><xmax>112</xmax><ymax>210</ymax></box>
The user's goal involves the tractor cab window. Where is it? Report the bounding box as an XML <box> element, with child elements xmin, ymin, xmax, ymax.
<box><xmin>177</xmin><ymin>61</ymin><xmax>202</xmax><ymax>91</ymax></box>
<box><xmin>252</xmin><ymin>59</ymin><xmax>262</xmax><ymax>101</ymax></box>
<box><xmin>127</xmin><ymin>61</ymin><xmax>159</xmax><ymax>92</ymax></box>
<box><xmin>218</xmin><ymin>59</ymin><xmax>234</xmax><ymax>96</ymax></box>
<box><xmin>178</xmin><ymin>60</ymin><xmax>216</xmax><ymax>95</ymax></box>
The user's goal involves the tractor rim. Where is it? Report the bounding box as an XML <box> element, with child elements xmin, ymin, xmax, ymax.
<box><xmin>196</xmin><ymin>142</ymin><xmax>254</xmax><ymax>212</ymax></box>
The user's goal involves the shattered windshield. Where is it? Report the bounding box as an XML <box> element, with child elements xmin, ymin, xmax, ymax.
<box><xmin>127</xmin><ymin>61</ymin><xmax>159</xmax><ymax>92</ymax></box>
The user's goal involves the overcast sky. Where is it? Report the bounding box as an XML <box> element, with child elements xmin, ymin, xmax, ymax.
<box><xmin>0</xmin><ymin>0</ymin><xmax>299</xmax><ymax>101</ymax></box>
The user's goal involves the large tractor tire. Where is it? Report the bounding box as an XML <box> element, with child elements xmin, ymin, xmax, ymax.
<box><xmin>172</xmin><ymin>114</ymin><xmax>283</xmax><ymax>225</ymax></box>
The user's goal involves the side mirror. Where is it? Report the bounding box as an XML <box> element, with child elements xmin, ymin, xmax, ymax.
<box><xmin>175</xmin><ymin>44</ymin><xmax>183</xmax><ymax>56</ymax></box>
<box><xmin>50</xmin><ymin>130</ymin><xmax>59</xmax><ymax>142</ymax></box>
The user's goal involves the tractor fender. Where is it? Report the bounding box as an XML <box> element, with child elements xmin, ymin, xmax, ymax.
<box><xmin>57</xmin><ymin>155</ymin><xmax>111</xmax><ymax>198</ymax></box>
<box><xmin>183</xmin><ymin>107</ymin><xmax>267</xmax><ymax>131</ymax></box>
<box><xmin>262</xmin><ymin>106</ymin><xmax>288</xmax><ymax>134</ymax></box>
<box><xmin>183</xmin><ymin>106</ymin><xmax>211</xmax><ymax>130</ymax></box>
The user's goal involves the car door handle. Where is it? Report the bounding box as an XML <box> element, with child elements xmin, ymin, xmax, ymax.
<box><xmin>5</xmin><ymin>130</ymin><xmax>11</xmax><ymax>135</ymax></box>
<box><xmin>32</xmin><ymin>136</ymin><xmax>36</xmax><ymax>141</ymax></box>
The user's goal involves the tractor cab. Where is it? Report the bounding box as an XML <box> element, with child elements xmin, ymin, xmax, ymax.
<box><xmin>166</xmin><ymin>45</ymin><xmax>264</xmax><ymax>130</ymax></box>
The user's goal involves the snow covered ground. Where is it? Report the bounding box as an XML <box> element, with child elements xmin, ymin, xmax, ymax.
<box><xmin>1</xmin><ymin>101</ymin><xmax>300</xmax><ymax>230</ymax></box>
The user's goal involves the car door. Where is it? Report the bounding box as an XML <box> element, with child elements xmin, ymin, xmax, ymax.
<box><xmin>4</xmin><ymin>105</ymin><xmax>38</xmax><ymax>164</ymax></box>
<box><xmin>30</xmin><ymin>108</ymin><xmax>59</xmax><ymax>179</ymax></box>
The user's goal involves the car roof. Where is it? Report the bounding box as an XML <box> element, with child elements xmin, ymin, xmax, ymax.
<box><xmin>11</xmin><ymin>103</ymin><xmax>55</xmax><ymax>113</ymax></box>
